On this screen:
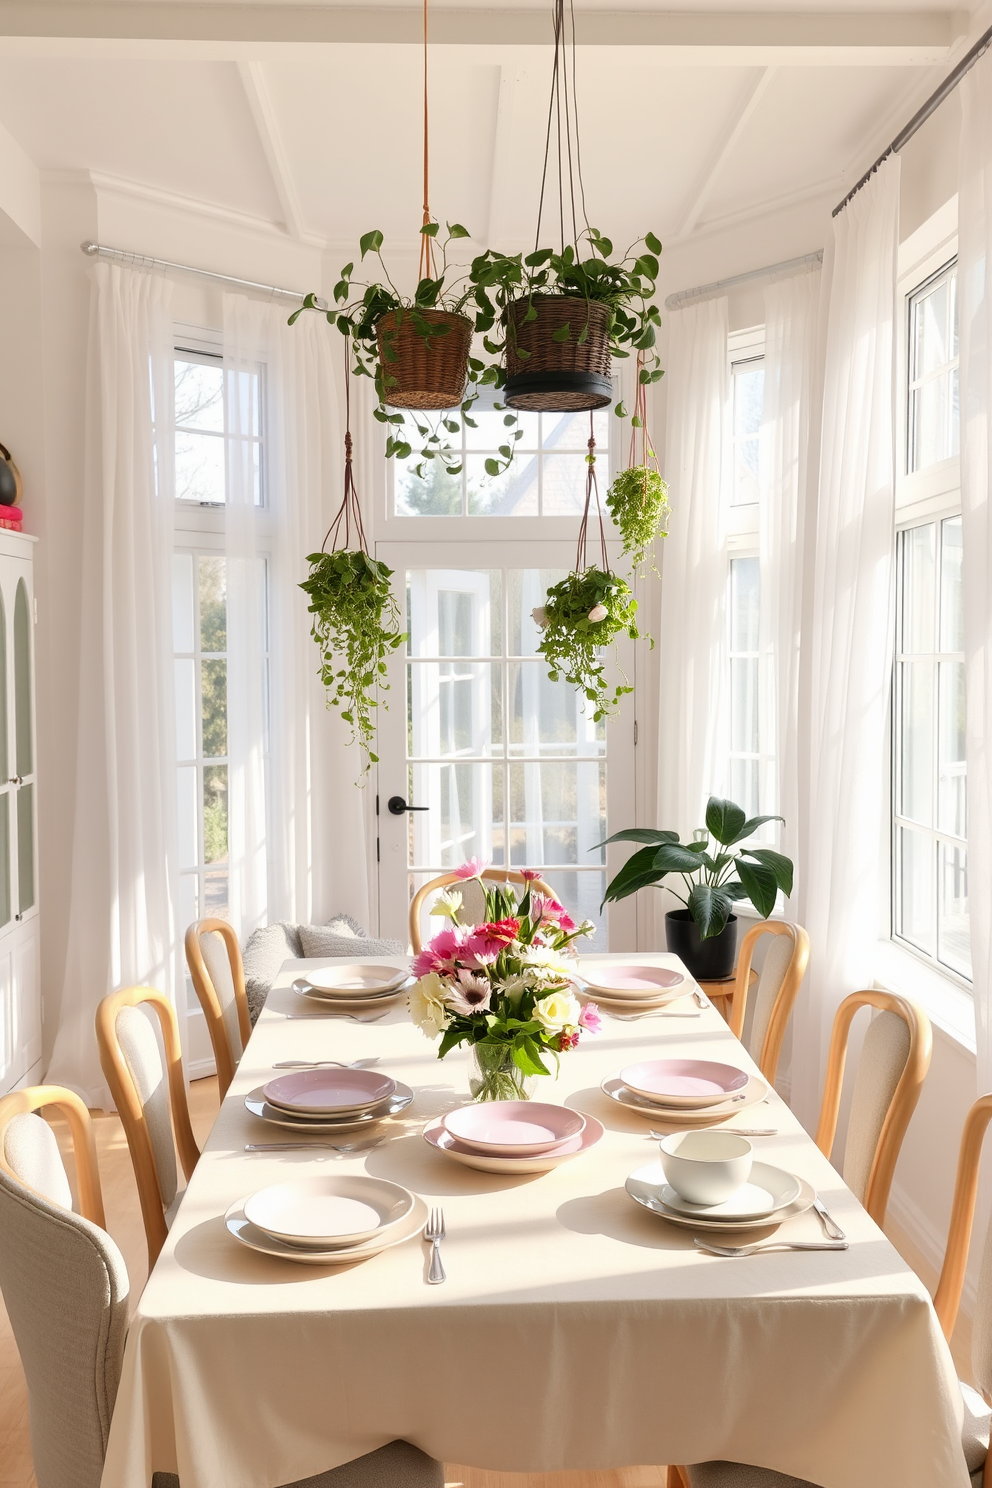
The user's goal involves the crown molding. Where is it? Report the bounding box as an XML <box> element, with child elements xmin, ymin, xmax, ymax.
<box><xmin>666</xmin><ymin>173</ymin><xmax>840</xmax><ymax>252</ymax></box>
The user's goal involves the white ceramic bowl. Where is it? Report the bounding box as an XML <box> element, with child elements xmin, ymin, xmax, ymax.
<box><xmin>657</xmin><ymin>1130</ymin><xmax>753</xmax><ymax>1206</ymax></box>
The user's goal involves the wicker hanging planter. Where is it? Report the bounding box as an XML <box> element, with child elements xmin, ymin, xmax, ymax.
<box><xmin>376</xmin><ymin>306</ymin><xmax>473</xmax><ymax>410</ymax></box>
<box><xmin>504</xmin><ymin>296</ymin><xmax>613</xmax><ymax>412</ymax></box>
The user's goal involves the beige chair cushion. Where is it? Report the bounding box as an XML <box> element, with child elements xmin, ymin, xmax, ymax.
<box><xmin>0</xmin><ymin>1166</ymin><xmax>130</xmax><ymax>1488</ymax></box>
<box><xmin>115</xmin><ymin>1003</ymin><xmax>178</xmax><ymax>1208</ymax></box>
<box><xmin>746</xmin><ymin>933</ymin><xmax>794</xmax><ymax>1063</ymax></box>
<box><xmin>686</xmin><ymin>1376</ymin><xmax>988</xmax><ymax>1487</ymax></box>
<box><xmin>3</xmin><ymin>1112</ymin><xmax>73</xmax><ymax>1210</ymax></box>
<box><xmin>841</xmin><ymin>1008</ymin><xmax>911</xmax><ymax>1204</ymax></box>
<box><xmin>199</xmin><ymin>929</ymin><xmax>244</xmax><ymax>1061</ymax></box>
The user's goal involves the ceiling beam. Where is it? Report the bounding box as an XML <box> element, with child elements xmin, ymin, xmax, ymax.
<box><xmin>237</xmin><ymin>60</ymin><xmax>307</xmax><ymax>240</ymax></box>
<box><xmin>0</xmin><ymin>4</ymin><xmax>956</xmax><ymax>65</ymax></box>
<box><xmin>676</xmin><ymin>66</ymin><xmax>777</xmax><ymax>238</ymax></box>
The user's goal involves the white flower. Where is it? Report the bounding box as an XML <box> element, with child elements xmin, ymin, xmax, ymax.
<box><xmin>532</xmin><ymin>606</ymin><xmax>548</xmax><ymax>628</ymax></box>
<box><xmin>430</xmin><ymin>889</ymin><xmax>463</xmax><ymax>920</ymax></box>
<box><xmin>408</xmin><ymin>972</ymin><xmax>449</xmax><ymax>1040</ymax></box>
<box><xmin>444</xmin><ymin>969</ymin><xmax>493</xmax><ymax>1017</ymax></box>
<box><xmin>494</xmin><ymin>972</ymin><xmax>530</xmax><ymax>1006</ymax></box>
<box><xmin>534</xmin><ymin>989</ymin><xmax>582</xmax><ymax>1034</ymax></box>
<box><xmin>520</xmin><ymin>945</ymin><xmax>575</xmax><ymax>982</ymax></box>
<box><xmin>588</xmin><ymin>604</ymin><xmax>608</xmax><ymax>622</ymax></box>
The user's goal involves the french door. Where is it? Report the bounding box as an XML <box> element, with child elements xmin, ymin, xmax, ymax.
<box><xmin>375</xmin><ymin>541</ymin><xmax>636</xmax><ymax>950</ymax></box>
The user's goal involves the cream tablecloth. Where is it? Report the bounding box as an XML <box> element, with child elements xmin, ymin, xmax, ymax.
<box><xmin>101</xmin><ymin>954</ymin><xmax>968</xmax><ymax>1488</ymax></box>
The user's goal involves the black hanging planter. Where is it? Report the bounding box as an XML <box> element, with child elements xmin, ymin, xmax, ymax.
<box><xmin>665</xmin><ymin>909</ymin><xmax>738</xmax><ymax>982</ymax></box>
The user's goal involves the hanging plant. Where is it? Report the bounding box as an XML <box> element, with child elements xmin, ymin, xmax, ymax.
<box><xmin>534</xmin><ymin>420</ymin><xmax>645</xmax><ymax>721</ymax></box>
<box><xmin>299</xmin><ymin>345</ymin><xmax>405</xmax><ymax>776</ymax></box>
<box><xmin>605</xmin><ymin>352</ymin><xmax>670</xmax><ymax>573</ymax></box>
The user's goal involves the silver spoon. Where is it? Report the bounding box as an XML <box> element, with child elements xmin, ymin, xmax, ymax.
<box><xmin>284</xmin><ymin>1011</ymin><xmax>388</xmax><ymax>1023</ymax></box>
<box><xmin>244</xmin><ymin>1137</ymin><xmax>387</xmax><ymax>1155</ymax></box>
<box><xmin>649</xmin><ymin>1127</ymin><xmax>778</xmax><ymax>1138</ymax></box>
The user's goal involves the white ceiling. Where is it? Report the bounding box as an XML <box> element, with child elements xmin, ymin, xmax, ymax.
<box><xmin>0</xmin><ymin>2</ymin><xmax>979</xmax><ymax>251</ymax></box>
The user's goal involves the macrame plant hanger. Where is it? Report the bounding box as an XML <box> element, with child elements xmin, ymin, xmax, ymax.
<box><xmin>321</xmin><ymin>337</ymin><xmax>369</xmax><ymax>558</ymax></box>
<box><xmin>574</xmin><ymin>412</ymin><xmax>609</xmax><ymax>577</ymax></box>
<box><xmin>418</xmin><ymin>0</ymin><xmax>437</xmax><ymax>283</ymax></box>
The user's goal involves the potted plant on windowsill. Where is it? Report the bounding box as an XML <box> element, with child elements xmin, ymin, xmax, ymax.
<box><xmin>598</xmin><ymin>796</ymin><xmax>794</xmax><ymax>980</ymax></box>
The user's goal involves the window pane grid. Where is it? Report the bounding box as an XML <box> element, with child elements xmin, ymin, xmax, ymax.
<box><xmin>892</xmin><ymin>514</ymin><xmax>970</xmax><ymax>981</ymax></box>
<box><xmin>731</xmin><ymin>357</ymin><xmax>764</xmax><ymax>508</ymax></box>
<box><xmin>907</xmin><ymin>261</ymin><xmax>959</xmax><ymax>474</ymax></box>
<box><xmin>728</xmin><ymin>555</ymin><xmax>767</xmax><ymax>823</ymax></box>
<box><xmin>174</xmin><ymin>353</ymin><xmax>265</xmax><ymax>507</ymax></box>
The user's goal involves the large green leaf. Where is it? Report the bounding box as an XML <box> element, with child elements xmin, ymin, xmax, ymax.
<box><xmin>652</xmin><ymin>842</ymin><xmax>709</xmax><ymax>874</ymax></box>
<box><xmin>705</xmin><ymin>796</ymin><xmax>746</xmax><ymax>845</ymax></box>
<box><xmin>600</xmin><ymin>868</ymin><xmax>670</xmax><ymax>910</ymax></box>
<box><xmin>740</xmin><ymin>847</ymin><xmax>794</xmax><ymax>896</ymax></box>
<box><xmin>601</xmin><ymin>845</ymin><xmax>666</xmax><ymax>903</ymax></box>
<box><xmin>687</xmin><ymin>883</ymin><xmax>734</xmax><ymax>939</ymax></box>
<box><xmin>730</xmin><ymin>813</ymin><xmax>785</xmax><ymax>845</ymax></box>
<box><xmin>593</xmin><ymin>828</ymin><xmax>680</xmax><ymax>849</ymax></box>
<box><xmin>734</xmin><ymin>858</ymin><xmax>779</xmax><ymax>917</ymax></box>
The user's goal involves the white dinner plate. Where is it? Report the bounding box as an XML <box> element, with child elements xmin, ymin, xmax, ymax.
<box><xmin>293</xmin><ymin>977</ymin><xmax>413</xmax><ymax>1005</ymax></box>
<box><xmin>302</xmin><ymin>964</ymin><xmax>409</xmax><ymax>995</ymax></box>
<box><xmin>262</xmin><ymin>1067</ymin><xmax>397</xmax><ymax>1115</ymax></box>
<box><xmin>575</xmin><ymin>987</ymin><xmax>687</xmax><ymax>1013</ymax></box>
<box><xmin>626</xmin><ymin>1161</ymin><xmax>815</xmax><ymax>1232</ymax></box>
<box><xmin>658</xmin><ymin>1163</ymin><xmax>802</xmax><ymax>1220</ymax></box>
<box><xmin>422</xmin><ymin>1114</ymin><xmax>604</xmax><ymax>1173</ymax></box>
<box><xmin>245</xmin><ymin>1082</ymin><xmax>414</xmax><ymax>1132</ymax></box>
<box><xmin>226</xmin><ymin>1192</ymin><xmax>428</xmax><ymax>1264</ymax></box>
<box><xmin>243</xmin><ymin>1174</ymin><xmax>414</xmax><ymax>1247</ymax></box>
<box><xmin>601</xmin><ymin>1075</ymin><xmax>769</xmax><ymax>1125</ymax></box>
<box><xmin>576</xmin><ymin>961</ymin><xmax>687</xmax><ymax>1000</ymax></box>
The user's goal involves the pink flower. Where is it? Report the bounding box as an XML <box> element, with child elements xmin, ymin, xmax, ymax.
<box><xmin>445</xmin><ymin>969</ymin><xmax>493</xmax><ymax>1017</ymax></box>
<box><xmin>520</xmin><ymin>869</ymin><xmax>542</xmax><ymax>882</ymax></box>
<box><xmin>578</xmin><ymin>1002</ymin><xmax>603</xmax><ymax>1034</ymax></box>
<box><xmin>465</xmin><ymin>918</ymin><xmax>521</xmax><ymax>964</ymax></box>
<box><xmin>556</xmin><ymin>1030</ymin><xmax>581</xmax><ymax>1052</ymax></box>
<box><xmin>454</xmin><ymin>857</ymin><xmax>489</xmax><ymax>881</ymax></box>
<box><xmin>411</xmin><ymin>947</ymin><xmax>444</xmax><ymax>978</ymax></box>
<box><xmin>532</xmin><ymin>895</ymin><xmax>577</xmax><ymax>934</ymax></box>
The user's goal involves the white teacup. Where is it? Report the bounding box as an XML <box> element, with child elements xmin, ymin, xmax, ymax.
<box><xmin>657</xmin><ymin>1130</ymin><xmax>753</xmax><ymax>1206</ymax></box>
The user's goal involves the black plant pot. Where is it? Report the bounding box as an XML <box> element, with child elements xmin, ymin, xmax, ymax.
<box><xmin>665</xmin><ymin>909</ymin><xmax>738</xmax><ymax>981</ymax></box>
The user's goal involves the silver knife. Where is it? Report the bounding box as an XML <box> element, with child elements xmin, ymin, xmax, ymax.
<box><xmin>813</xmin><ymin>1195</ymin><xmax>846</xmax><ymax>1240</ymax></box>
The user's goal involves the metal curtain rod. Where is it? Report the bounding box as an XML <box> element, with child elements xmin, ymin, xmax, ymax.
<box><xmin>79</xmin><ymin>241</ymin><xmax>327</xmax><ymax>307</ymax></box>
<box><xmin>833</xmin><ymin>19</ymin><xmax>992</xmax><ymax>218</ymax></box>
<box><xmin>665</xmin><ymin>250</ymin><xmax>823</xmax><ymax>311</ymax></box>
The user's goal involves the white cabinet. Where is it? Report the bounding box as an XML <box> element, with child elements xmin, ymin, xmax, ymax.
<box><xmin>0</xmin><ymin>531</ymin><xmax>40</xmax><ymax>1095</ymax></box>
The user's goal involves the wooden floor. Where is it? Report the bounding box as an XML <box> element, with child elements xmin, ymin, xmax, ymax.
<box><xmin>0</xmin><ymin>1078</ymin><xmax>970</xmax><ymax>1488</ymax></box>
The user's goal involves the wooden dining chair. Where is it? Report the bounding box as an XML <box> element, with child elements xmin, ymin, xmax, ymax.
<box><xmin>0</xmin><ymin>1083</ymin><xmax>106</xmax><ymax>1228</ymax></box>
<box><xmin>814</xmin><ymin>988</ymin><xmax>931</xmax><ymax>1228</ymax></box>
<box><xmin>409</xmin><ymin>868</ymin><xmax>556</xmax><ymax>953</ymax></box>
<box><xmin>723</xmin><ymin>921</ymin><xmax>809</xmax><ymax>1085</ymax></box>
<box><xmin>677</xmin><ymin>1090</ymin><xmax>992</xmax><ymax>1488</ymax></box>
<box><xmin>184</xmin><ymin>917</ymin><xmax>251</xmax><ymax>1098</ymax></box>
<box><xmin>95</xmin><ymin>986</ymin><xmax>200</xmax><ymax>1269</ymax></box>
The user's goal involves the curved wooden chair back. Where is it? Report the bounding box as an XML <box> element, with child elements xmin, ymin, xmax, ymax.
<box><xmin>728</xmin><ymin>920</ymin><xmax>810</xmax><ymax>1084</ymax></box>
<box><xmin>95</xmin><ymin>986</ymin><xmax>199</xmax><ymax>1268</ymax></box>
<box><xmin>184</xmin><ymin>918</ymin><xmax>251</xmax><ymax>1097</ymax></box>
<box><xmin>409</xmin><ymin>869</ymin><xmax>556</xmax><ymax>953</ymax></box>
<box><xmin>0</xmin><ymin>1084</ymin><xmax>106</xmax><ymax>1228</ymax></box>
<box><xmin>935</xmin><ymin>1094</ymin><xmax>992</xmax><ymax>1344</ymax></box>
<box><xmin>815</xmin><ymin>988</ymin><xmax>931</xmax><ymax>1226</ymax></box>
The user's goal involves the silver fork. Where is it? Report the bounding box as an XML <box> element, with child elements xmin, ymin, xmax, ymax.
<box><xmin>425</xmin><ymin>1206</ymin><xmax>446</xmax><ymax>1284</ymax></box>
<box><xmin>285</xmin><ymin>1012</ymin><xmax>388</xmax><ymax>1023</ymax></box>
<box><xmin>609</xmin><ymin>1010</ymin><xmax>701</xmax><ymax>1022</ymax></box>
<box><xmin>650</xmin><ymin>1127</ymin><xmax>778</xmax><ymax>1138</ymax></box>
<box><xmin>244</xmin><ymin>1137</ymin><xmax>386</xmax><ymax>1155</ymax></box>
<box><xmin>271</xmin><ymin>1058</ymin><xmax>380</xmax><ymax>1069</ymax></box>
<box><xmin>694</xmin><ymin>1238</ymin><xmax>849</xmax><ymax>1257</ymax></box>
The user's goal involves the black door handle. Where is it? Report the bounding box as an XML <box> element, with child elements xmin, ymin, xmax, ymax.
<box><xmin>387</xmin><ymin>796</ymin><xmax>430</xmax><ymax>816</ymax></box>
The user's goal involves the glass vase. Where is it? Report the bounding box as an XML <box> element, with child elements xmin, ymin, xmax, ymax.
<box><xmin>468</xmin><ymin>1042</ymin><xmax>540</xmax><ymax>1102</ymax></box>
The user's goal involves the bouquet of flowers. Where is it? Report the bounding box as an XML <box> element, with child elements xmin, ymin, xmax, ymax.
<box><xmin>408</xmin><ymin>861</ymin><xmax>601</xmax><ymax>1101</ymax></box>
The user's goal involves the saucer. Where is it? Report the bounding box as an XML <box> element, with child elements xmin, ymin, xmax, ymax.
<box><xmin>626</xmin><ymin>1161</ymin><xmax>815</xmax><ymax>1232</ymax></box>
<box><xmin>658</xmin><ymin>1163</ymin><xmax>802</xmax><ymax>1220</ymax></box>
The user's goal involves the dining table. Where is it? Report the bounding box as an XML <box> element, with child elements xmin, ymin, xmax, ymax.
<box><xmin>100</xmin><ymin>951</ymin><xmax>969</xmax><ymax>1488</ymax></box>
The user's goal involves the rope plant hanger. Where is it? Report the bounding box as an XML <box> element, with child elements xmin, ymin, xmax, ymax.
<box><xmin>299</xmin><ymin>339</ymin><xmax>405</xmax><ymax>776</ymax></box>
<box><xmin>535</xmin><ymin>414</ymin><xmax>642</xmax><ymax>720</ymax></box>
<box><xmin>605</xmin><ymin>348</ymin><xmax>671</xmax><ymax>575</ymax></box>
<box><xmin>498</xmin><ymin>0</ymin><xmax>665</xmax><ymax>414</ymax></box>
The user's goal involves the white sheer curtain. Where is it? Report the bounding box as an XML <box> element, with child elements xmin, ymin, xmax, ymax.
<box><xmin>960</xmin><ymin>52</ymin><xmax>992</xmax><ymax>1094</ymax></box>
<box><xmin>47</xmin><ymin>263</ymin><xmax>180</xmax><ymax>1106</ymax></box>
<box><xmin>760</xmin><ymin>267</ymin><xmax>821</xmax><ymax>892</ymax></box>
<box><xmin>657</xmin><ymin>296</ymin><xmax>730</xmax><ymax>872</ymax></box>
<box><xmin>791</xmin><ymin>157</ymin><xmax>901</xmax><ymax>1130</ymax></box>
<box><xmin>222</xmin><ymin>295</ymin><xmax>372</xmax><ymax>935</ymax></box>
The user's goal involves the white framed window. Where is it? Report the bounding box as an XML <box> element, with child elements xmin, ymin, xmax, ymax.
<box><xmin>892</xmin><ymin>240</ymin><xmax>969</xmax><ymax>986</ymax></box>
<box><xmin>731</xmin><ymin>354</ymin><xmax>764</xmax><ymax>508</ymax></box>
<box><xmin>171</xmin><ymin>326</ymin><xmax>271</xmax><ymax>930</ymax></box>
<box><xmin>392</xmin><ymin>403</ymin><xmax>611</xmax><ymax>518</ymax></box>
<box><xmin>728</xmin><ymin>554</ymin><xmax>761</xmax><ymax>818</ymax></box>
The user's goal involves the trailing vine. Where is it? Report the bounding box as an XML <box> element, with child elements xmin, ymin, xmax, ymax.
<box><xmin>537</xmin><ymin>567</ymin><xmax>640</xmax><ymax>722</ymax></box>
<box><xmin>606</xmin><ymin>464</ymin><xmax>670</xmax><ymax>574</ymax></box>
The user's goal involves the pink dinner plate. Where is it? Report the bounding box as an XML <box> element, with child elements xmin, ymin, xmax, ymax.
<box><xmin>423</xmin><ymin>1114</ymin><xmax>604</xmax><ymax>1174</ymax></box>
<box><xmin>619</xmin><ymin>1059</ymin><xmax>750</xmax><ymax>1110</ymax></box>
<box><xmin>577</xmin><ymin>961</ymin><xmax>685</xmax><ymax>998</ymax></box>
<box><xmin>442</xmin><ymin>1101</ymin><xmax>586</xmax><ymax>1156</ymax></box>
<box><xmin>261</xmin><ymin>1067</ymin><xmax>397</xmax><ymax>1116</ymax></box>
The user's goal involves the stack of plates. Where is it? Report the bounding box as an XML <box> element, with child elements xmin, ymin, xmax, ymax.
<box><xmin>293</xmin><ymin>964</ymin><xmax>413</xmax><ymax>1008</ymax></box>
<box><xmin>601</xmin><ymin>1058</ymin><xmax>769</xmax><ymax>1126</ymax></box>
<box><xmin>574</xmin><ymin>959</ymin><xmax>688</xmax><ymax>1012</ymax></box>
<box><xmin>423</xmin><ymin>1100</ymin><xmax>604</xmax><ymax>1174</ymax></box>
<box><xmin>226</xmin><ymin>1174</ymin><xmax>427</xmax><ymax>1264</ymax></box>
<box><xmin>245</xmin><ymin>1067</ymin><xmax>414</xmax><ymax>1133</ymax></box>
<box><xmin>626</xmin><ymin>1160</ymin><xmax>814</xmax><ymax>1232</ymax></box>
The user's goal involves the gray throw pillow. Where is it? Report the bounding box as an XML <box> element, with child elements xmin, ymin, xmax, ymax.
<box><xmin>242</xmin><ymin>922</ymin><xmax>304</xmax><ymax>1024</ymax></box>
<box><xmin>298</xmin><ymin>923</ymin><xmax>405</xmax><ymax>959</ymax></box>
